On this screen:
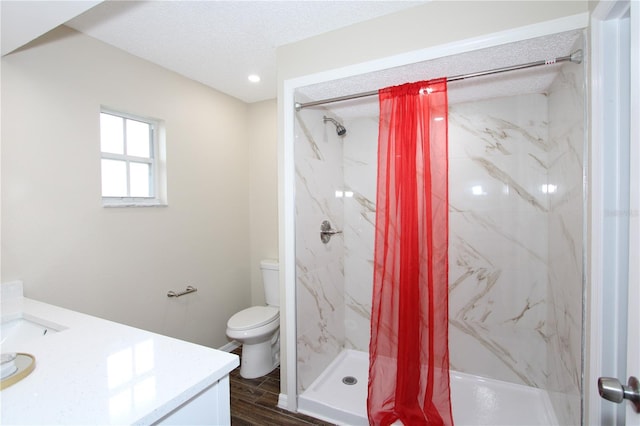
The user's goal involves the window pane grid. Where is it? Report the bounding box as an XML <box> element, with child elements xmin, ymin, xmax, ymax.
<box><xmin>101</xmin><ymin>159</ymin><xmax>127</xmax><ymax>197</ymax></box>
<box><xmin>129</xmin><ymin>162</ymin><xmax>151</xmax><ymax>197</ymax></box>
<box><xmin>125</xmin><ymin>119</ymin><xmax>152</xmax><ymax>158</ymax></box>
<box><xmin>101</xmin><ymin>161</ymin><xmax>154</xmax><ymax>199</ymax></box>
<box><xmin>100</xmin><ymin>110</ymin><xmax>158</xmax><ymax>202</ymax></box>
<box><xmin>100</xmin><ymin>113</ymin><xmax>125</xmax><ymax>154</ymax></box>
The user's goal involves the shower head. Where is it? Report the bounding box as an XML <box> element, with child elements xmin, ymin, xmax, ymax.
<box><xmin>323</xmin><ymin>116</ymin><xmax>347</xmax><ymax>136</ymax></box>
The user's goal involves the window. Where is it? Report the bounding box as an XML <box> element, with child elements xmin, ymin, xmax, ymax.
<box><xmin>100</xmin><ymin>109</ymin><xmax>166</xmax><ymax>206</ymax></box>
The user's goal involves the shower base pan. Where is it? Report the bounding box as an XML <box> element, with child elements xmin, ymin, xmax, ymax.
<box><xmin>297</xmin><ymin>349</ymin><xmax>559</xmax><ymax>426</ymax></box>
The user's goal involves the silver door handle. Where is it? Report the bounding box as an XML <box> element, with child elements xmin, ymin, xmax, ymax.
<box><xmin>598</xmin><ymin>376</ymin><xmax>640</xmax><ymax>412</ymax></box>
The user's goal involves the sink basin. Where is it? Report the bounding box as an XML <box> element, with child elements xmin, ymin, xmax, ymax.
<box><xmin>1</xmin><ymin>316</ymin><xmax>64</xmax><ymax>350</ymax></box>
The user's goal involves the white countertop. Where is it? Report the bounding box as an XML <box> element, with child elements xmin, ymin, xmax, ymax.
<box><xmin>0</xmin><ymin>291</ymin><xmax>238</xmax><ymax>425</ymax></box>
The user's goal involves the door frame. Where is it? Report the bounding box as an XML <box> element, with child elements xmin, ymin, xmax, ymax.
<box><xmin>626</xmin><ymin>0</ymin><xmax>639</xmax><ymax>423</ymax></box>
<box><xmin>588</xmin><ymin>0</ymin><xmax>638</xmax><ymax>424</ymax></box>
<box><xmin>627</xmin><ymin>0</ymin><xmax>640</xmax><ymax>422</ymax></box>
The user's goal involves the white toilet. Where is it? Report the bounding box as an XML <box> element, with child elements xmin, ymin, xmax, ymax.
<box><xmin>226</xmin><ymin>259</ymin><xmax>280</xmax><ymax>379</ymax></box>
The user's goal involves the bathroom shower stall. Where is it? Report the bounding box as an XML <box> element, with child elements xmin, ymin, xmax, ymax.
<box><xmin>290</xmin><ymin>29</ymin><xmax>586</xmax><ymax>426</ymax></box>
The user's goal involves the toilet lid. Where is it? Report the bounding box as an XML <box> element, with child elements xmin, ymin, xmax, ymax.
<box><xmin>228</xmin><ymin>306</ymin><xmax>279</xmax><ymax>331</ymax></box>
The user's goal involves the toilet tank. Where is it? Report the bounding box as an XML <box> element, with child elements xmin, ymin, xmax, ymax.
<box><xmin>260</xmin><ymin>259</ymin><xmax>279</xmax><ymax>307</ymax></box>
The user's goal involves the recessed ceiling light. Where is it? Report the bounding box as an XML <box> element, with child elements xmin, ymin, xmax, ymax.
<box><xmin>248</xmin><ymin>74</ymin><xmax>261</xmax><ymax>83</ymax></box>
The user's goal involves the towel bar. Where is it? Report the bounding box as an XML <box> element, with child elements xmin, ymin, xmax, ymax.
<box><xmin>167</xmin><ymin>285</ymin><xmax>198</xmax><ymax>298</ymax></box>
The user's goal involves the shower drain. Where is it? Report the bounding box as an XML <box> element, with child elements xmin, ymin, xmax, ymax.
<box><xmin>342</xmin><ymin>376</ymin><xmax>358</xmax><ymax>385</ymax></box>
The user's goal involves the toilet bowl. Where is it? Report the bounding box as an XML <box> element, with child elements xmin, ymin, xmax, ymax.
<box><xmin>226</xmin><ymin>306</ymin><xmax>279</xmax><ymax>343</ymax></box>
<box><xmin>226</xmin><ymin>260</ymin><xmax>280</xmax><ymax>379</ymax></box>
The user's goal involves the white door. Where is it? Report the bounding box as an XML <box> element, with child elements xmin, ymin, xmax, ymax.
<box><xmin>592</xmin><ymin>0</ymin><xmax>640</xmax><ymax>424</ymax></box>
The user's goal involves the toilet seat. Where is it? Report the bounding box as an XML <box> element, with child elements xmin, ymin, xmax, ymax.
<box><xmin>227</xmin><ymin>306</ymin><xmax>279</xmax><ymax>331</ymax></box>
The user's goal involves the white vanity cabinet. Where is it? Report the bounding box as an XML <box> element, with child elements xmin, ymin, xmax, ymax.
<box><xmin>1</xmin><ymin>283</ymin><xmax>239</xmax><ymax>425</ymax></box>
<box><xmin>157</xmin><ymin>377</ymin><xmax>231</xmax><ymax>425</ymax></box>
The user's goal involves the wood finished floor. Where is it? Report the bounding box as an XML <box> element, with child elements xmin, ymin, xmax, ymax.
<box><xmin>230</xmin><ymin>347</ymin><xmax>334</xmax><ymax>426</ymax></box>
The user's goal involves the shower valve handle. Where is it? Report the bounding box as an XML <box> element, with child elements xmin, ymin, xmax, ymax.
<box><xmin>320</xmin><ymin>220</ymin><xmax>342</xmax><ymax>244</ymax></box>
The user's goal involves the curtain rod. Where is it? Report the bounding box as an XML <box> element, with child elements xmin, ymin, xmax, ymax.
<box><xmin>295</xmin><ymin>50</ymin><xmax>583</xmax><ymax>111</ymax></box>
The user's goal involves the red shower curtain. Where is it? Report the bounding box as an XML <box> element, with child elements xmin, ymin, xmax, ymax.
<box><xmin>368</xmin><ymin>79</ymin><xmax>452</xmax><ymax>426</ymax></box>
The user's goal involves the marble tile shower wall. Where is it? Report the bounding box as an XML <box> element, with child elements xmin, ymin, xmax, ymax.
<box><xmin>295</xmin><ymin>107</ymin><xmax>346</xmax><ymax>391</ymax></box>
<box><xmin>342</xmin><ymin>117</ymin><xmax>379</xmax><ymax>352</ymax></box>
<box><xmin>295</xmin><ymin>79</ymin><xmax>583</xmax><ymax>411</ymax></box>
<box><xmin>546</xmin><ymin>57</ymin><xmax>585</xmax><ymax>426</ymax></box>
<box><xmin>447</xmin><ymin>93</ymin><xmax>552</xmax><ymax>387</ymax></box>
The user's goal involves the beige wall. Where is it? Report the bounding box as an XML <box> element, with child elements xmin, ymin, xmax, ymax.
<box><xmin>277</xmin><ymin>1</ymin><xmax>587</xmax><ymax>81</ymax></box>
<box><xmin>1</xmin><ymin>26</ymin><xmax>278</xmax><ymax>349</ymax></box>
<box><xmin>247</xmin><ymin>99</ymin><xmax>279</xmax><ymax>305</ymax></box>
<box><xmin>277</xmin><ymin>0</ymin><xmax>588</xmax><ymax>404</ymax></box>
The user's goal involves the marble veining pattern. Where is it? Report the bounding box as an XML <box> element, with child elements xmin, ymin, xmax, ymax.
<box><xmin>294</xmin><ymin>57</ymin><xmax>584</xmax><ymax>426</ymax></box>
<box><xmin>295</xmin><ymin>108</ymin><xmax>346</xmax><ymax>392</ymax></box>
<box><xmin>447</xmin><ymin>93</ymin><xmax>552</xmax><ymax>389</ymax></box>
<box><xmin>545</xmin><ymin>49</ymin><xmax>585</xmax><ymax>426</ymax></box>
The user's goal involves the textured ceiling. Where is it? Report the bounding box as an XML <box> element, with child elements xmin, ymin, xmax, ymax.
<box><xmin>296</xmin><ymin>30</ymin><xmax>584</xmax><ymax>118</ymax></box>
<box><xmin>65</xmin><ymin>0</ymin><xmax>425</xmax><ymax>103</ymax></box>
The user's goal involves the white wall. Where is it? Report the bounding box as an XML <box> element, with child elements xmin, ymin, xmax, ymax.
<box><xmin>0</xmin><ymin>26</ymin><xmax>272</xmax><ymax>349</ymax></box>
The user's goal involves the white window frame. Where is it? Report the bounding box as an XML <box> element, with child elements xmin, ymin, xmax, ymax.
<box><xmin>100</xmin><ymin>108</ymin><xmax>167</xmax><ymax>207</ymax></box>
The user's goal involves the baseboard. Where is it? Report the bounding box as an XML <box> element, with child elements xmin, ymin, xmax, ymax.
<box><xmin>277</xmin><ymin>393</ymin><xmax>288</xmax><ymax>410</ymax></box>
<box><xmin>218</xmin><ymin>341</ymin><xmax>240</xmax><ymax>352</ymax></box>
